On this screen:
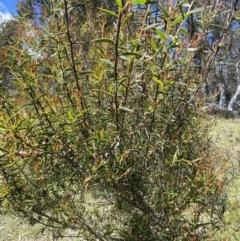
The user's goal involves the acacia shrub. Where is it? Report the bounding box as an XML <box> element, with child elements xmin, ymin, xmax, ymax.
<box><xmin>0</xmin><ymin>0</ymin><xmax>226</xmax><ymax>240</ymax></box>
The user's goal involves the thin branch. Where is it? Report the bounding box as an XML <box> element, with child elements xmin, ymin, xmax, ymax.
<box><xmin>63</xmin><ymin>0</ymin><xmax>80</xmax><ymax>92</ymax></box>
<box><xmin>114</xmin><ymin>9</ymin><xmax>123</xmax><ymax>132</ymax></box>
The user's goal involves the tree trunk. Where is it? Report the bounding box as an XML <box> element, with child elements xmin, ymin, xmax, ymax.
<box><xmin>228</xmin><ymin>84</ymin><xmax>240</xmax><ymax>111</ymax></box>
<box><xmin>219</xmin><ymin>82</ymin><xmax>227</xmax><ymax>108</ymax></box>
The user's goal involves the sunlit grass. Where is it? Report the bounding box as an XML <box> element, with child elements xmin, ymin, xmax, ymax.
<box><xmin>0</xmin><ymin>214</ymin><xmax>81</xmax><ymax>240</ymax></box>
<box><xmin>0</xmin><ymin>214</ymin><xmax>45</xmax><ymax>241</ymax></box>
<box><xmin>210</xmin><ymin>118</ymin><xmax>240</xmax><ymax>241</ymax></box>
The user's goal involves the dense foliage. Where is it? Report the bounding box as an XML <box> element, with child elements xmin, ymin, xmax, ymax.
<box><xmin>0</xmin><ymin>0</ymin><xmax>230</xmax><ymax>240</ymax></box>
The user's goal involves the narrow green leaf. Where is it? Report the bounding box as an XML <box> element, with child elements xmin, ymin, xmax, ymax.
<box><xmin>209</xmin><ymin>23</ymin><xmax>224</xmax><ymax>29</ymax></box>
<box><xmin>24</xmin><ymin>122</ymin><xmax>40</xmax><ymax>138</ymax></box>
<box><xmin>131</xmin><ymin>0</ymin><xmax>146</xmax><ymax>4</ymax></box>
<box><xmin>168</xmin><ymin>37</ymin><xmax>179</xmax><ymax>49</ymax></box>
<box><xmin>98</xmin><ymin>8</ymin><xmax>118</xmax><ymax>17</ymax></box>
<box><xmin>93</xmin><ymin>38</ymin><xmax>114</xmax><ymax>44</ymax></box>
<box><xmin>79</xmin><ymin>71</ymin><xmax>93</xmax><ymax>75</ymax></box>
<box><xmin>63</xmin><ymin>67</ymin><xmax>72</xmax><ymax>77</ymax></box>
<box><xmin>159</xmin><ymin>3</ymin><xmax>170</xmax><ymax>18</ymax></box>
<box><xmin>122</xmin><ymin>12</ymin><xmax>133</xmax><ymax>26</ymax></box>
<box><xmin>115</xmin><ymin>0</ymin><xmax>122</xmax><ymax>8</ymax></box>
<box><xmin>190</xmin><ymin>7</ymin><xmax>205</xmax><ymax>14</ymax></box>
<box><xmin>173</xmin><ymin>149</ymin><xmax>179</xmax><ymax>162</ymax></box>
<box><xmin>172</xmin><ymin>16</ymin><xmax>184</xmax><ymax>26</ymax></box>
<box><xmin>172</xmin><ymin>12</ymin><xmax>191</xmax><ymax>26</ymax></box>
<box><xmin>0</xmin><ymin>152</ymin><xmax>7</xmax><ymax>158</ymax></box>
<box><xmin>120</xmin><ymin>51</ymin><xmax>140</xmax><ymax>56</ymax></box>
<box><xmin>120</xmin><ymin>55</ymin><xmax>129</xmax><ymax>61</ymax></box>
<box><xmin>0</xmin><ymin>125</ymin><xmax>8</xmax><ymax>131</ymax></box>
<box><xmin>155</xmin><ymin>28</ymin><xmax>167</xmax><ymax>41</ymax></box>
<box><xmin>181</xmin><ymin>0</ymin><xmax>191</xmax><ymax>7</ymax></box>
<box><xmin>172</xmin><ymin>7</ymin><xmax>204</xmax><ymax>26</ymax></box>
<box><xmin>100</xmin><ymin>58</ymin><xmax>114</xmax><ymax>67</ymax></box>
<box><xmin>143</xmin><ymin>23</ymin><xmax>160</xmax><ymax>31</ymax></box>
<box><xmin>67</xmin><ymin>6</ymin><xmax>75</xmax><ymax>14</ymax></box>
<box><xmin>68</xmin><ymin>108</ymin><xmax>74</xmax><ymax>120</ymax></box>
<box><xmin>179</xmin><ymin>4</ymin><xmax>184</xmax><ymax>19</ymax></box>
<box><xmin>180</xmin><ymin>28</ymin><xmax>188</xmax><ymax>36</ymax></box>
<box><xmin>18</xmin><ymin>60</ymin><xmax>30</xmax><ymax>68</ymax></box>
<box><xmin>119</xmin><ymin>106</ymin><xmax>134</xmax><ymax>113</ymax></box>
<box><xmin>5</xmin><ymin>161</ymin><xmax>16</xmax><ymax>168</ymax></box>
<box><xmin>153</xmin><ymin>76</ymin><xmax>163</xmax><ymax>86</ymax></box>
<box><xmin>92</xmin><ymin>89</ymin><xmax>114</xmax><ymax>97</ymax></box>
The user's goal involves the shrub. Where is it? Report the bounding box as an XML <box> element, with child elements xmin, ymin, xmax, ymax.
<box><xmin>0</xmin><ymin>0</ymin><xmax>226</xmax><ymax>240</ymax></box>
